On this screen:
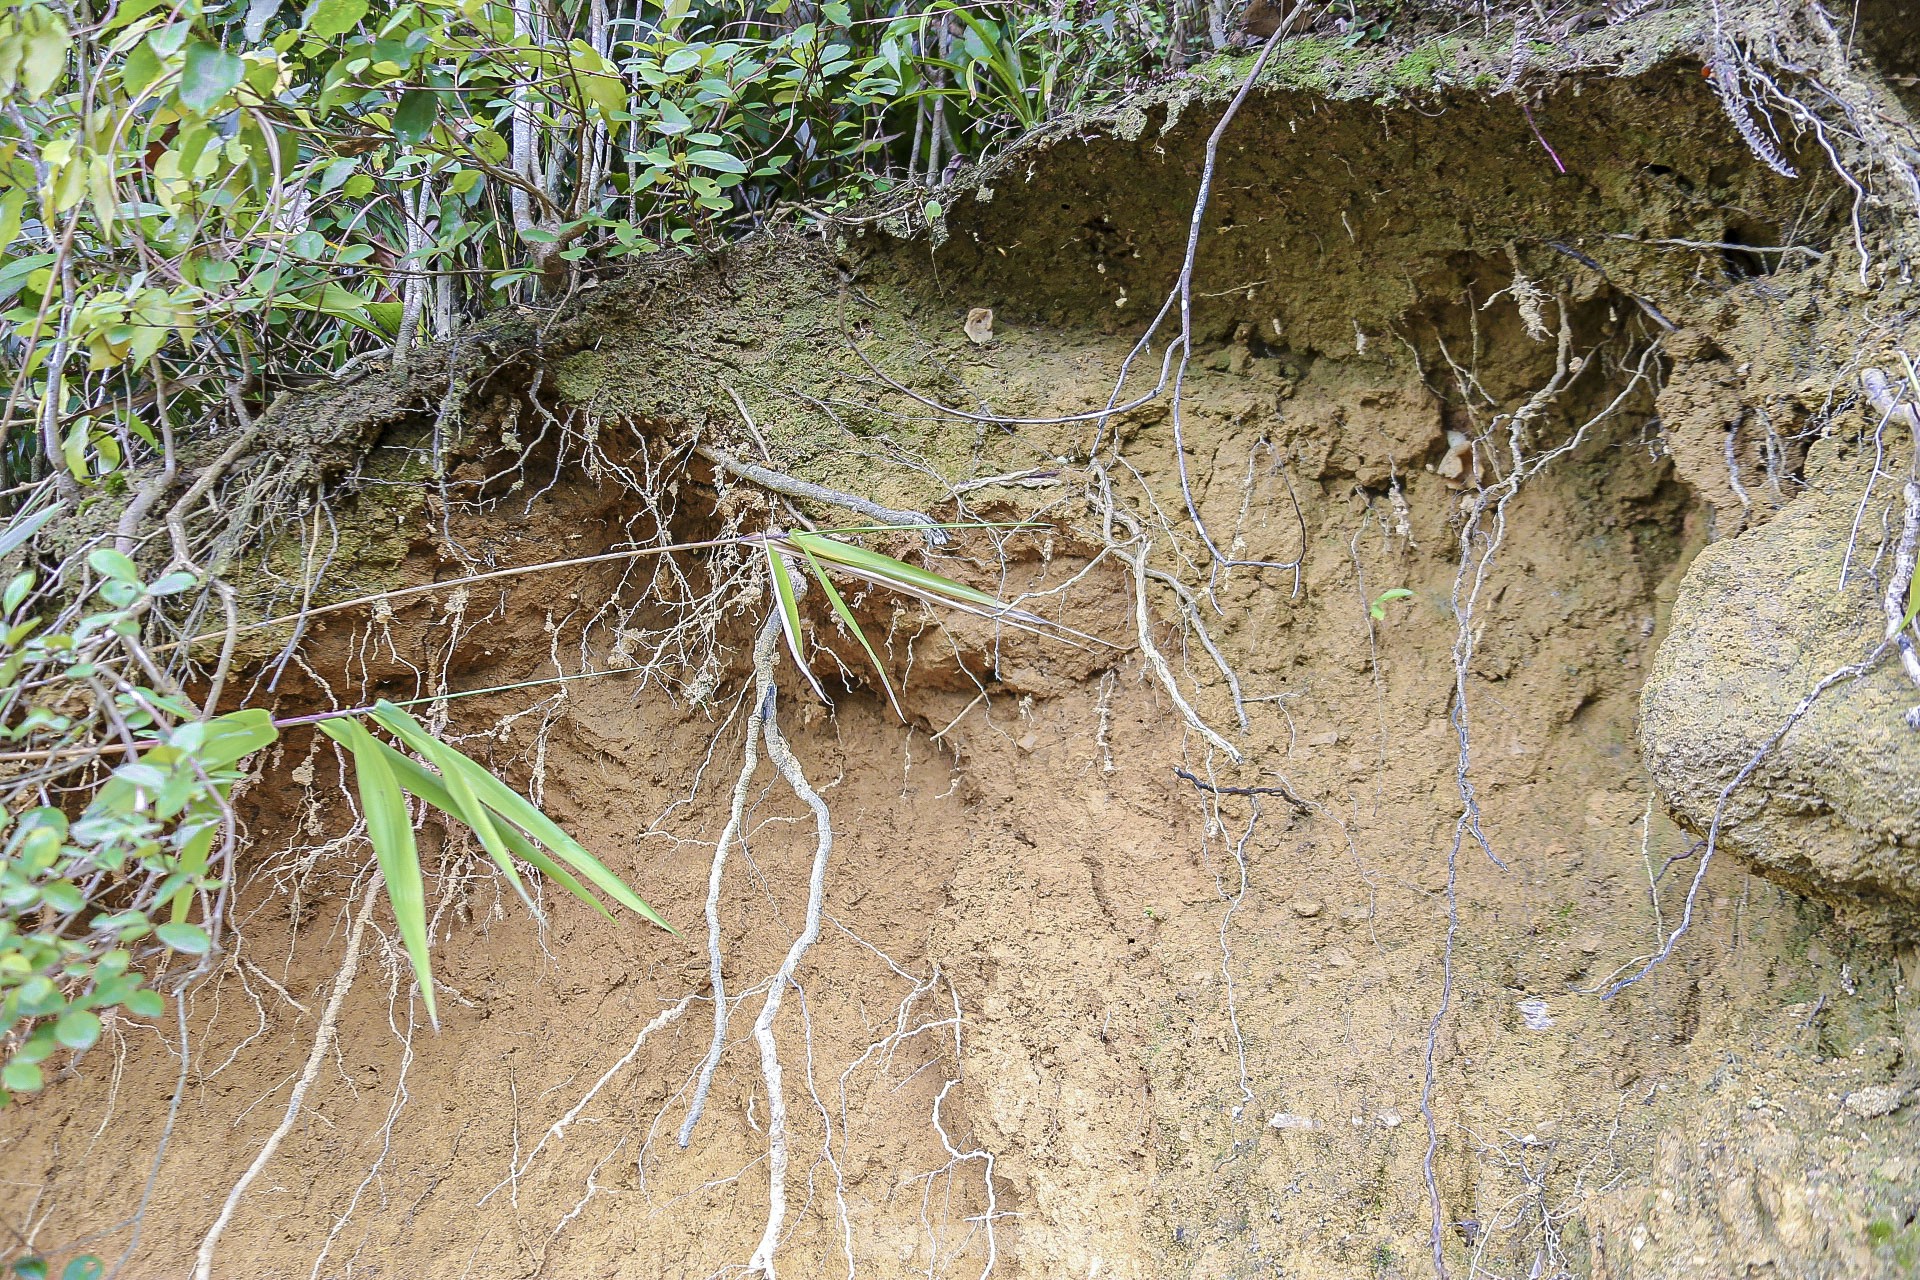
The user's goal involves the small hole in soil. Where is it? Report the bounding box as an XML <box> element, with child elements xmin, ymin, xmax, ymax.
<box><xmin>1721</xmin><ymin>220</ymin><xmax>1781</xmax><ymax>278</ymax></box>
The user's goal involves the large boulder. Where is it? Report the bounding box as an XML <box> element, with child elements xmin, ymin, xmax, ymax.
<box><xmin>1641</xmin><ymin>433</ymin><xmax>1920</xmax><ymax>933</ymax></box>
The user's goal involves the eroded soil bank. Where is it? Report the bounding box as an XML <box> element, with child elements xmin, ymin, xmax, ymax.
<box><xmin>7</xmin><ymin>51</ymin><xmax>1920</xmax><ymax>1280</ymax></box>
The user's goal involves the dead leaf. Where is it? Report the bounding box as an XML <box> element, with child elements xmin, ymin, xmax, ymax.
<box><xmin>964</xmin><ymin>307</ymin><xmax>994</xmax><ymax>345</ymax></box>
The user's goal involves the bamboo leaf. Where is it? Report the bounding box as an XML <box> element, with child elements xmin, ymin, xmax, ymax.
<box><xmin>367</xmin><ymin>702</ymin><xmax>674</xmax><ymax>933</ymax></box>
<box><xmin>795</xmin><ymin>541</ymin><xmax>904</xmax><ymax>722</ymax></box>
<box><xmin>319</xmin><ymin>718</ymin><xmax>438</xmax><ymax>1025</ymax></box>
<box><xmin>763</xmin><ymin>538</ymin><xmax>831</xmax><ymax>704</ymax></box>
<box><xmin>369</xmin><ymin>738</ymin><xmax>611</xmax><ymax>921</ymax></box>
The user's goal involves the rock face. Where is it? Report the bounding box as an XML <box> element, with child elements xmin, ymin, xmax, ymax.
<box><xmin>1641</xmin><ymin>435</ymin><xmax>1920</xmax><ymax>933</ymax></box>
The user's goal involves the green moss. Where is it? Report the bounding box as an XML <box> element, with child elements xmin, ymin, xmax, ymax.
<box><xmin>1386</xmin><ymin>38</ymin><xmax>1459</xmax><ymax>91</ymax></box>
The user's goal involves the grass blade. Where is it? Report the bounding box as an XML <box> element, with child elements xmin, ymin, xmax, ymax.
<box><xmin>319</xmin><ymin>717</ymin><xmax>439</xmax><ymax>1027</ymax></box>
<box><xmin>369</xmin><ymin>702</ymin><xmax>675</xmax><ymax>934</ymax></box>
<box><xmin>370</xmin><ymin>739</ymin><xmax>611</xmax><ymax>921</ymax></box>
<box><xmin>362</xmin><ymin>707</ymin><xmax>538</xmax><ymax>916</ymax></box>
<box><xmin>794</xmin><ymin>541</ymin><xmax>905</xmax><ymax>722</ymax></box>
<box><xmin>763</xmin><ymin>538</ymin><xmax>831</xmax><ymax>704</ymax></box>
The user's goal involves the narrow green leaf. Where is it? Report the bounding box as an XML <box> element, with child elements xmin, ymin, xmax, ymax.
<box><xmin>317</xmin><ymin>718</ymin><xmax>438</xmax><ymax>1025</ymax></box>
<box><xmin>764</xmin><ymin>539</ymin><xmax>829</xmax><ymax>705</ymax></box>
<box><xmin>367</xmin><ymin>703</ymin><xmax>674</xmax><ymax>933</ymax></box>
<box><xmin>368</xmin><ymin>738</ymin><xmax>611</xmax><ymax>921</ymax></box>
<box><xmin>796</xmin><ymin>542</ymin><xmax>904</xmax><ymax>721</ymax></box>
<box><xmin>358</xmin><ymin>711</ymin><xmax>537</xmax><ymax>915</ymax></box>
<box><xmin>786</xmin><ymin>532</ymin><xmax>1002</xmax><ymax>611</ymax></box>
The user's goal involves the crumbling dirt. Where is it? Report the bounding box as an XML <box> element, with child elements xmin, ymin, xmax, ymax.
<box><xmin>6</xmin><ymin>52</ymin><xmax>1920</xmax><ymax>1280</ymax></box>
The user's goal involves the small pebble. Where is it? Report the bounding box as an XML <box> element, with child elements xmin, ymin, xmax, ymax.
<box><xmin>1324</xmin><ymin>948</ymin><xmax>1355</xmax><ymax>969</ymax></box>
<box><xmin>1377</xmin><ymin>1110</ymin><xmax>1402</xmax><ymax>1129</ymax></box>
<box><xmin>1289</xmin><ymin>899</ymin><xmax>1323</xmax><ymax>918</ymax></box>
<box><xmin>1518</xmin><ymin>996</ymin><xmax>1554</xmax><ymax>1030</ymax></box>
<box><xmin>1268</xmin><ymin>1112</ymin><xmax>1314</xmax><ymax>1131</ymax></box>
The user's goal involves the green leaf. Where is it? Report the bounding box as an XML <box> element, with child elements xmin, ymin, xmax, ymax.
<box><xmin>60</xmin><ymin>1260</ymin><xmax>103</xmax><ymax>1280</ymax></box>
<box><xmin>244</xmin><ymin>0</ymin><xmax>282</xmax><ymax>41</ymax></box>
<box><xmin>2</xmin><ymin>1060</ymin><xmax>43</xmax><ymax>1093</ymax></box>
<box><xmin>684</xmin><ymin>149</ymin><xmax>747</xmax><ymax>174</ymax></box>
<box><xmin>13</xmin><ymin>1257</ymin><xmax>50</xmax><ymax>1280</ymax></box>
<box><xmin>53</xmin><ymin>1008</ymin><xmax>102</xmax><ymax>1051</ymax></box>
<box><xmin>146</xmin><ymin>570</ymin><xmax>198</xmax><ymax>596</ymax></box>
<box><xmin>795</xmin><ymin>541</ymin><xmax>903</xmax><ymax>721</ymax></box>
<box><xmin>178</xmin><ymin>42</ymin><xmax>245</xmax><ymax>113</ymax></box>
<box><xmin>3</xmin><ymin>570</ymin><xmax>34</xmax><ymax>613</ymax></box>
<box><xmin>392</xmin><ymin>88</ymin><xmax>437</xmax><ymax>144</ymax></box>
<box><xmin>154</xmin><ymin>922</ymin><xmax>210</xmax><ymax>954</ymax></box>
<box><xmin>763</xmin><ymin>539</ymin><xmax>829</xmax><ymax>705</ymax></box>
<box><xmin>366</xmin><ymin>703</ymin><xmax>673</xmax><ymax>932</ymax></box>
<box><xmin>356</xmin><ymin>711</ymin><xmax>535</xmax><ymax>915</ymax></box>
<box><xmin>199</xmin><ymin>709</ymin><xmax>278</xmax><ymax>769</ymax></box>
<box><xmin>21</xmin><ymin>11</ymin><xmax>70</xmax><ymax>97</ymax></box>
<box><xmin>368</xmin><ymin>739</ymin><xmax>611</xmax><ymax>920</ymax></box>
<box><xmin>305</xmin><ymin>0</ymin><xmax>368</xmax><ymax>39</ymax></box>
<box><xmin>316</xmin><ymin>717</ymin><xmax>438</xmax><ymax>1025</ymax></box>
<box><xmin>0</xmin><ymin>503</ymin><xmax>60</xmax><ymax>560</ymax></box>
<box><xmin>124</xmin><ymin>988</ymin><xmax>165</xmax><ymax>1018</ymax></box>
<box><xmin>1368</xmin><ymin>588</ymin><xmax>1416</xmax><ymax>622</ymax></box>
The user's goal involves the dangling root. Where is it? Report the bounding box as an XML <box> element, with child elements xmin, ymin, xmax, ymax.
<box><xmin>743</xmin><ymin>663</ymin><xmax>836</xmax><ymax>1278</ymax></box>
<box><xmin>192</xmin><ymin>874</ymin><xmax>382</xmax><ymax>1280</ymax></box>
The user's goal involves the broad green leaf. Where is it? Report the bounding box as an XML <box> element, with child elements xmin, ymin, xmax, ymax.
<box><xmin>178</xmin><ymin>42</ymin><xmax>245</xmax><ymax>113</ymax></box>
<box><xmin>317</xmin><ymin>717</ymin><xmax>438</xmax><ymax>1025</ymax></box>
<box><xmin>53</xmin><ymin>1008</ymin><xmax>102</xmax><ymax>1050</ymax></box>
<box><xmin>2</xmin><ymin>1060</ymin><xmax>42</xmax><ymax>1093</ymax></box>
<box><xmin>305</xmin><ymin>0</ymin><xmax>369</xmax><ymax>39</ymax></box>
<box><xmin>685</xmin><ymin>149</ymin><xmax>747</xmax><ymax>174</ymax></box>
<box><xmin>199</xmin><ymin>709</ymin><xmax>278</xmax><ymax>769</ymax></box>
<box><xmin>154</xmin><ymin>922</ymin><xmax>210</xmax><ymax>954</ymax></box>
<box><xmin>244</xmin><ymin>0</ymin><xmax>282</xmax><ymax>41</ymax></box>
<box><xmin>392</xmin><ymin>88</ymin><xmax>437</xmax><ymax>144</ymax></box>
<box><xmin>21</xmin><ymin>10</ymin><xmax>70</xmax><ymax>97</ymax></box>
<box><xmin>85</xmin><ymin>548</ymin><xmax>140</xmax><ymax>584</ymax></box>
<box><xmin>3</xmin><ymin>571</ymin><xmax>34</xmax><ymax>613</ymax></box>
<box><xmin>124</xmin><ymin>988</ymin><xmax>164</xmax><ymax>1018</ymax></box>
<box><xmin>62</xmin><ymin>1258</ymin><xmax>105</xmax><ymax>1280</ymax></box>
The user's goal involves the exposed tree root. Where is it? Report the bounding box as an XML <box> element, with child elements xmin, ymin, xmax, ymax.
<box><xmin>191</xmin><ymin>875</ymin><xmax>382</xmax><ymax>1280</ymax></box>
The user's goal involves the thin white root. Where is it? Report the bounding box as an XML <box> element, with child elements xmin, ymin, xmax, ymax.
<box><xmin>744</xmin><ymin>681</ymin><xmax>836</xmax><ymax>1278</ymax></box>
<box><xmin>1128</xmin><ymin>542</ymin><xmax>1243</xmax><ymax>764</ymax></box>
<box><xmin>1881</xmin><ymin>477</ymin><xmax>1920</xmax><ymax>724</ymax></box>
<box><xmin>482</xmin><ymin>992</ymin><xmax>696</xmax><ymax>1206</ymax></box>
<box><xmin>680</xmin><ymin>611</ymin><xmax>784</xmax><ymax>1148</ymax></box>
<box><xmin>192</xmin><ymin>874</ymin><xmax>382</xmax><ymax>1280</ymax></box>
